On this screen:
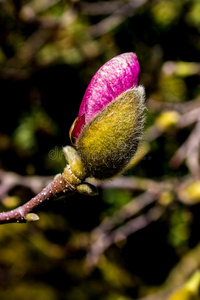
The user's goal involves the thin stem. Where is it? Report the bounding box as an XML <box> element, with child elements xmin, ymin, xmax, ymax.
<box><xmin>0</xmin><ymin>173</ymin><xmax>76</xmax><ymax>224</ymax></box>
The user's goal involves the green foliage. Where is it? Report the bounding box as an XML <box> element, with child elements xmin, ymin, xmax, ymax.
<box><xmin>151</xmin><ymin>0</ymin><xmax>182</xmax><ymax>27</ymax></box>
<box><xmin>0</xmin><ymin>282</ymin><xmax>57</xmax><ymax>300</ymax></box>
<box><xmin>159</xmin><ymin>74</ymin><xmax>187</xmax><ymax>102</ymax></box>
<box><xmin>168</xmin><ymin>207</ymin><xmax>192</xmax><ymax>252</ymax></box>
<box><xmin>102</xmin><ymin>189</ymin><xmax>133</xmax><ymax>216</ymax></box>
<box><xmin>187</xmin><ymin>0</ymin><xmax>200</xmax><ymax>28</ymax></box>
<box><xmin>13</xmin><ymin>108</ymin><xmax>57</xmax><ymax>155</ymax></box>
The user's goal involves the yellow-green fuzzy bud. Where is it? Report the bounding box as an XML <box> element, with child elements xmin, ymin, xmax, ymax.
<box><xmin>76</xmin><ymin>86</ymin><xmax>145</xmax><ymax>179</ymax></box>
<box><xmin>63</xmin><ymin>146</ymin><xmax>88</xmax><ymax>180</ymax></box>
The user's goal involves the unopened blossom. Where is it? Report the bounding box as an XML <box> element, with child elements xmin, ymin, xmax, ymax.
<box><xmin>69</xmin><ymin>52</ymin><xmax>145</xmax><ymax>179</ymax></box>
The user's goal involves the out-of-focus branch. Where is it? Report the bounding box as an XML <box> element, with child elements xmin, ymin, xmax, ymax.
<box><xmin>0</xmin><ymin>4</ymin><xmax>77</xmax><ymax>79</ymax></box>
<box><xmin>92</xmin><ymin>175</ymin><xmax>169</xmax><ymax>192</ymax></box>
<box><xmin>170</xmin><ymin>119</ymin><xmax>200</xmax><ymax>178</ymax></box>
<box><xmin>138</xmin><ymin>291</ymin><xmax>169</xmax><ymax>300</ymax></box>
<box><xmin>0</xmin><ymin>171</ymin><xmax>171</xmax><ymax>202</ymax></box>
<box><xmin>138</xmin><ymin>244</ymin><xmax>200</xmax><ymax>300</ymax></box>
<box><xmin>177</xmin><ymin>106</ymin><xmax>200</xmax><ymax>128</ymax></box>
<box><xmin>162</xmin><ymin>60</ymin><xmax>200</xmax><ymax>77</ymax></box>
<box><xmin>86</xmin><ymin>199</ymin><xmax>164</xmax><ymax>268</ymax></box>
<box><xmin>79</xmin><ymin>1</ymin><xmax>125</xmax><ymax>15</ymax></box>
<box><xmin>147</xmin><ymin>97</ymin><xmax>200</xmax><ymax>115</ymax></box>
<box><xmin>0</xmin><ymin>27</ymin><xmax>57</xmax><ymax>79</ymax></box>
<box><xmin>0</xmin><ymin>171</ymin><xmax>52</xmax><ymax>200</ymax></box>
<box><xmin>20</xmin><ymin>0</ymin><xmax>61</xmax><ymax>16</ymax></box>
<box><xmin>90</xmin><ymin>191</ymin><xmax>157</xmax><ymax>239</ymax></box>
<box><xmin>85</xmin><ymin>183</ymin><xmax>166</xmax><ymax>269</ymax></box>
<box><xmin>147</xmin><ymin>97</ymin><xmax>200</xmax><ymax>135</ymax></box>
<box><xmin>89</xmin><ymin>0</ymin><xmax>148</xmax><ymax>37</ymax></box>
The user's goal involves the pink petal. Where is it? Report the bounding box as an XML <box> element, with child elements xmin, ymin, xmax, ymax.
<box><xmin>69</xmin><ymin>114</ymin><xmax>85</xmax><ymax>144</ymax></box>
<box><xmin>79</xmin><ymin>52</ymin><xmax>140</xmax><ymax>123</ymax></box>
<box><xmin>70</xmin><ymin>52</ymin><xmax>140</xmax><ymax>142</ymax></box>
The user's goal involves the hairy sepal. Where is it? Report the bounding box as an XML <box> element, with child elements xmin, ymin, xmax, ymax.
<box><xmin>76</xmin><ymin>86</ymin><xmax>146</xmax><ymax>179</ymax></box>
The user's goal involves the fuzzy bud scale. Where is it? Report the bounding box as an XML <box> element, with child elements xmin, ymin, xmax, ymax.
<box><xmin>76</xmin><ymin>86</ymin><xmax>145</xmax><ymax>179</ymax></box>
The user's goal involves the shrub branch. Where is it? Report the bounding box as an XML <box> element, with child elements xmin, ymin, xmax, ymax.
<box><xmin>0</xmin><ymin>172</ymin><xmax>76</xmax><ymax>224</ymax></box>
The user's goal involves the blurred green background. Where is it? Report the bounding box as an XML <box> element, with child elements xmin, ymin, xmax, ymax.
<box><xmin>1</xmin><ymin>0</ymin><xmax>200</xmax><ymax>299</ymax></box>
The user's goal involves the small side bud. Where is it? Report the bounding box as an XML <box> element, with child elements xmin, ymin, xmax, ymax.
<box><xmin>77</xmin><ymin>183</ymin><xmax>98</xmax><ymax>196</ymax></box>
<box><xmin>25</xmin><ymin>213</ymin><xmax>40</xmax><ymax>222</ymax></box>
<box><xmin>76</xmin><ymin>86</ymin><xmax>146</xmax><ymax>179</ymax></box>
<box><xmin>63</xmin><ymin>146</ymin><xmax>88</xmax><ymax>180</ymax></box>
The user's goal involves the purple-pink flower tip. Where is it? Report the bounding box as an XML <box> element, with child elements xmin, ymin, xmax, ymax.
<box><xmin>70</xmin><ymin>52</ymin><xmax>140</xmax><ymax>143</ymax></box>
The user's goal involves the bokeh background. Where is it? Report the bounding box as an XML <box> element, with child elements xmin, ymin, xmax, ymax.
<box><xmin>1</xmin><ymin>0</ymin><xmax>200</xmax><ymax>299</ymax></box>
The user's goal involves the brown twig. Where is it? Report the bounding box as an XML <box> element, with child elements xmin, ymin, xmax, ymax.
<box><xmin>0</xmin><ymin>173</ymin><xmax>76</xmax><ymax>224</ymax></box>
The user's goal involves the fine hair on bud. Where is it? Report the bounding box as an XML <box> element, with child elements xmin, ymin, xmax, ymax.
<box><xmin>76</xmin><ymin>86</ymin><xmax>146</xmax><ymax>179</ymax></box>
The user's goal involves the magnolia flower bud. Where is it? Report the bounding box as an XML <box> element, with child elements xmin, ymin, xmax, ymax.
<box><xmin>77</xmin><ymin>86</ymin><xmax>145</xmax><ymax>179</ymax></box>
<box><xmin>70</xmin><ymin>52</ymin><xmax>140</xmax><ymax>142</ymax></box>
<box><xmin>69</xmin><ymin>53</ymin><xmax>146</xmax><ymax>180</ymax></box>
